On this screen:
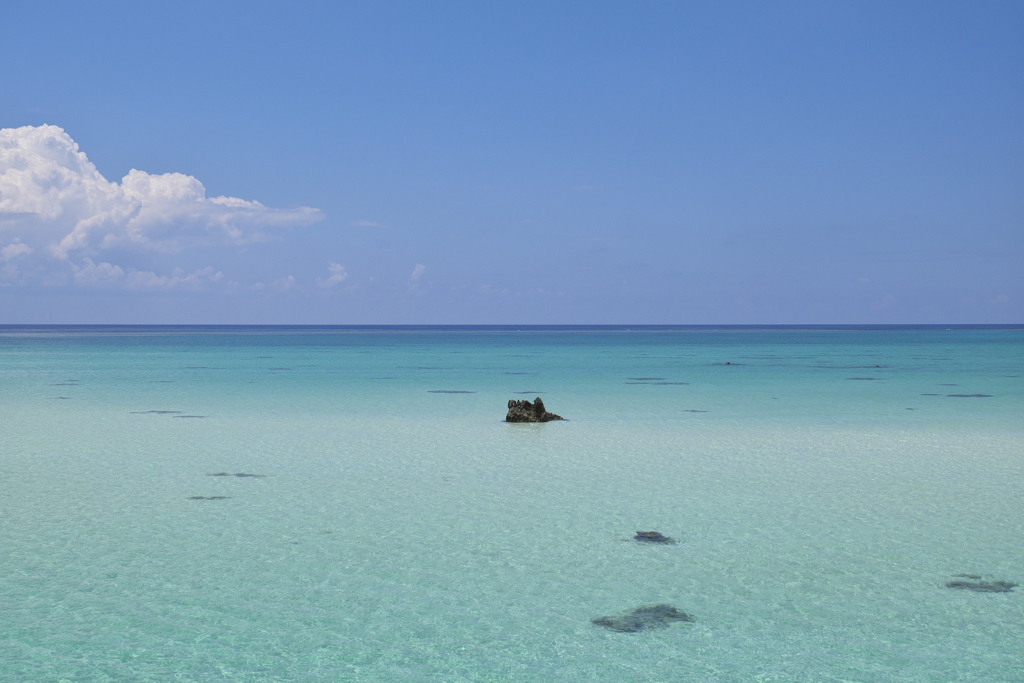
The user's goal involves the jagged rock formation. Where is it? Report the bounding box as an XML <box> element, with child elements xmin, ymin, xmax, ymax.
<box><xmin>506</xmin><ymin>397</ymin><xmax>563</xmax><ymax>422</ymax></box>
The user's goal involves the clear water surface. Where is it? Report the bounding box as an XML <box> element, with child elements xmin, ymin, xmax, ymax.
<box><xmin>1</xmin><ymin>325</ymin><xmax>1022</xmax><ymax>682</ymax></box>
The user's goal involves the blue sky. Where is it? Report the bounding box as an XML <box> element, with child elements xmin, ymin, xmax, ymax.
<box><xmin>1</xmin><ymin>1</ymin><xmax>1021</xmax><ymax>323</ymax></box>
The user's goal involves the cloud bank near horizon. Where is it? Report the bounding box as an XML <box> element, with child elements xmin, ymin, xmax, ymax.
<box><xmin>0</xmin><ymin>124</ymin><xmax>323</xmax><ymax>288</ymax></box>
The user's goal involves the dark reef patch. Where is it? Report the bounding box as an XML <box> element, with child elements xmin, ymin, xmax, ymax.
<box><xmin>428</xmin><ymin>390</ymin><xmax>477</xmax><ymax>394</ymax></box>
<box><xmin>920</xmin><ymin>393</ymin><xmax>940</xmax><ymax>396</ymax></box>
<box><xmin>653</xmin><ymin>382</ymin><xmax>689</xmax><ymax>385</ymax></box>
<box><xmin>208</xmin><ymin>473</ymin><xmax>266</xmax><ymax>478</ymax></box>
<box><xmin>946</xmin><ymin>578</ymin><xmax>1016</xmax><ymax>593</ymax></box>
<box><xmin>269</xmin><ymin>367</ymin><xmax>292</xmax><ymax>371</ymax></box>
<box><xmin>592</xmin><ymin>604</ymin><xmax>694</xmax><ymax>632</ymax></box>
<box><xmin>947</xmin><ymin>394</ymin><xmax>993</xmax><ymax>398</ymax></box>
<box><xmin>681</xmin><ymin>409</ymin><xmax>708</xmax><ymax>413</ymax></box>
<box><xmin>634</xmin><ymin>531</ymin><xmax>676</xmax><ymax>544</ymax></box>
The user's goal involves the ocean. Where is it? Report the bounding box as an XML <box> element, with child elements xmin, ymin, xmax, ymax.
<box><xmin>1</xmin><ymin>325</ymin><xmax>1021</xmax><ymax>682</ymax></box>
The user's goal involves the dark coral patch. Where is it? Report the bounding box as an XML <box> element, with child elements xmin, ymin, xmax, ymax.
<box><xmin>634</xmin><ymin>531</ymin><xmax>676</xmax><ymax>544</ymax></box>
<box><xmin>946</xmin><ymin>579</ymin><xmax>1016</xmax><ymax>593</ymax></box>
<box><xmin>592</xmin><ymin>604</ymin><xmax>694</xmax><ymax>632</ymax></box>
<box><xmin>207</xmin><ymin>473</ymin><xmax>266</xmax><ymax>478</ymax></box>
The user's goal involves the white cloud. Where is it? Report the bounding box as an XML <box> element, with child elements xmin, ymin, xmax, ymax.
<box><xmin>316</xmin><ymin>262</ymin><xmax>348</xmax><ymax>287</ymax></box>
<box><xmin>271</xmin><ymin>275</ymin><xmax>298</xmax><ymax>292</ymax></box>
<box><xmin>70</xmin><ymin>257</ymin><xmax>224</xmax><ymax>290</ymax></box>
<box><xmin>72</xmin><ymin>258</ymin><xmax>125</xmax><ymax>286</ymax></box>
<box><xmin>124</xmin><ymin>266</ymin><xmax>224</xmax><ymax>291</ymax></box>
<box><xmin>0</xmin><ymin>124</ymin><xmax>324</xmax><ymax>260</ymax></box>
<box><xmin>1</xmin><ymin>240</ymin><xmax>32</xmax><ymax>261</ymax></box>
<box><xmin>410</xmin><ymin>264</ymin><xmax>426</xmax><ymax>281</ymax></box>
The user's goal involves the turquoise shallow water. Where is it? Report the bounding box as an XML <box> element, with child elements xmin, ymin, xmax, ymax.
<box><xmin>1</xmin><ymin>326</ymin><xmax>1022</xmax><ymax>682</ymax></box>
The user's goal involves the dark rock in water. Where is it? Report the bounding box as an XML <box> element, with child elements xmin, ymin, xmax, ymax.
<box><xmin>946</xmin><ymin>579</ymin><xmax>1017</xmax><ymax>593</ymax></box>
<box><xmin>506</xmin><ymin>397</ymin><xmax>563</xmax><ymax>422</ymax></box>
<box><xmin>188</xmin><ymin>496</ymin><xmax>230</xmax><ymax>500</ymax></box>
<box><xmin>592</xmin><ymin>604</ymin><xmax>695</xmax><ymax>632</ymax></box>
<box><xmin>635</xmin><ymin>531</ymin><xmax>675</xmax><ymax>544</ymax></box>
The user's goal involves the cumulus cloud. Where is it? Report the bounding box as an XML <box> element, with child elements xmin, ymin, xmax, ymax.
<box><xmin>410</xmin><ymin>264</ymin><xmax>426</xmax><ymax>281</ymax></box>
<box><xmin>0</xmin><ymin>124</ymin><xmax>323</xmax><ymax>261</ymax></box>
<box><xmin>316</xmin><ymin>262</ymin><xmax>348</xmax><ymax>288</ymax></box>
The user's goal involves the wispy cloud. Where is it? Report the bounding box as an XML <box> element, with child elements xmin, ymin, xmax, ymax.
<box><xmin>410</xmin><ymin>264</ymin><xmax>426</xmax><ymax>281</ymax></box>
<box><xmin>70</xmin><ymin>257</ymin><xmax>224</xmax><ymax>290</ymax></box>
<box><xmin>270</xmin><ymin>275</ymin><xmax>298</xmax><ymax>292</ymax></box>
